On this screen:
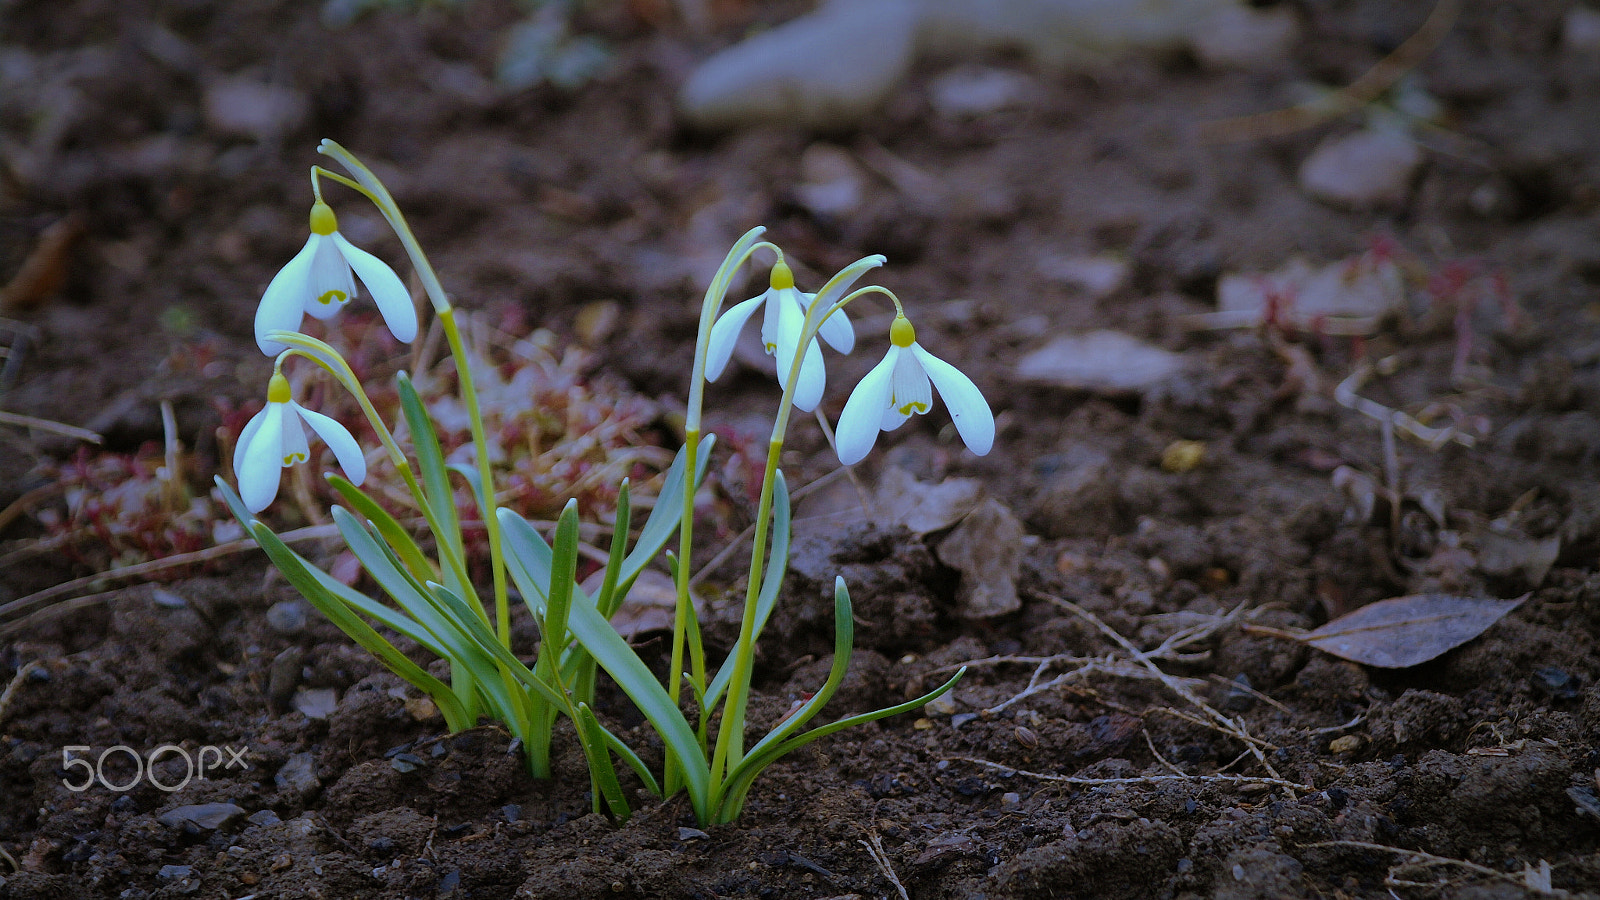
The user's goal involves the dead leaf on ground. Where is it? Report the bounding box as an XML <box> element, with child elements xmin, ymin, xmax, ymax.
<box><xmin>871</xmin><ymin>465</ymin><xmax>984</xmax><ymax>535</ymax></box>
<box><xmin>1266</xmin><ymin>593</ymin><xmax>1526</xmax><ymax>668</ymax></box>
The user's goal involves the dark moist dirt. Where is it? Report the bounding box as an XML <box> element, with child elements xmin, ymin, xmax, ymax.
<box><xmin>5</xmin><ymin>1</ymin><xmax>1600</xmax><ymax>897</ymax></box>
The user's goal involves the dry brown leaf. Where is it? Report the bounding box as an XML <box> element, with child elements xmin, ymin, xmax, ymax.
<box><xmin>1297</xmin><ymin>593</ymin><xmax>1526</xmax><ymax>668</ymax></box>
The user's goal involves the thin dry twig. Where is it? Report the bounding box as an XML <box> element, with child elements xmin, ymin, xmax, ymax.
<box><xmin>0</xmin><ymin>523</ymin><xmax>343</xmax><ymax>625</ymax></box>
<box><xmin>858</xmin><ymin>831</ymin><xmax>911</xmax><ymax>900</ymax></box>
<box><xmin>0</xmin><ymin>409</ymin><xmax>103</xmax><ymax>443</ymax></box>
<box><xmin>1037</xmin><ymin>592</ymin><xmax>1292</xmax><ymax>789</ymax></box>
<box><xmin>1200</xmin><ymin>0</ymin><xmax>1461</xmax><ymax>143</ymax></box>
<box><xmin>0</xmin><ymin>660</ymin><xmax>45</xmax><ymax>727</ymax></box>
<box><xmin>952</xmin><ymin>756</ymin><xmax>1315</xmax><ymax>793</ymax></box>
<box><xmin>1335</xmin><ymin>358</ymin><xmax>1475</xmax><ymax>449</ymax></box>
<box><xmin>1303</xmin><ymin>840</ymin><xmax>1549</xmax><ymax>892</ymax></box>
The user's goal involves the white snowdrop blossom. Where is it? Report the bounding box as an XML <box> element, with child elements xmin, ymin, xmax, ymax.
<box><xmin>705</xmin><ymin>260</ymin><xmax>855</xmax><ymax>412</ymax></box>
<box><xmin>254</xmin><ymin>200</ymin><xmax>418</xmax><ymax>356</ymax></box>
<box><xmin>835</xmin><ymin>314</ymin><xmax>994</xmax><ymax>466</ymax></box>
<box><xmin>234</xmin><ymin>373</ymin><xmax>368</xmax><ymax>512</ymax></box>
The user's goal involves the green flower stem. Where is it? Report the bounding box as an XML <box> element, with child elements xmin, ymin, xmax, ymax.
<box><xmin>665</xmin><ymin>227</ymin><xmax>773</xmax><ymax>794</ymax></box>
<box><xmin>314</xmin><ymin>142</ymin><xmax>511</xmax><ymax>644</ymax></box>
<box><xmin>707</xmin><ymin>256</ymin><xmax>885</xmax><ymax>789</ymax></box>
<box><xmin>268</xmin><ymin>332</ymin><xmax>477</xmax><ymax>611</ymax></box>
<box><xmin>438</xmin><ymin>307</ymin><xmax>511</xmax><ymax>645</ymax></box>
<box><xmin>316</xmin><ymin>141</ymin><xmax>451</xmax><ymax>315</ymax></box>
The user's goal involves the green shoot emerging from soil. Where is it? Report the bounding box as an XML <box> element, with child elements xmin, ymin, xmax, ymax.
<box><xmin>219</xmin><ymin>140</ymin><xmax>993</xmax><ymax>825</ymax></box>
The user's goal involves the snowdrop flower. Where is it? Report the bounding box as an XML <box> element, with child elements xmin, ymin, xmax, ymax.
<box><xmin>234</xmin><ymin>373</ymin><xmax>367</xmax><ymax>512</ymax></box>
<box><xmin>705</xmin><ymin>260</ymin><xmax>855</xmax><ymax>412</ymax></box>
<box><xmin>835</xmin><ymin>314</ymin><xmax>994</xmax><ymax>466</ymax></box>
<box><xmin>254</xmin><ymin>200</ymin><xmax>418</xmax><ymax>356</ymax></box>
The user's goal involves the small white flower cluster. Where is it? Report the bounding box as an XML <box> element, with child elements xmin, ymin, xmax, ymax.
<box><xmin>234</xmin><ymin>200</ymin><xmax>993</xmax><ymax>513</ymax></box>
<box><xmin>235</xmin><ymin>200</ymin><xmax>416</xmax><ymax>512</ymax></box>
<box><xmin>704</xmin><ymin>256</ymin><xmax>993</xmax><ymax>467</ymax></box>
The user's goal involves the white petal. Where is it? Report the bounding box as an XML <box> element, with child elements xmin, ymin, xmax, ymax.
<box><xmin>759</xmin><ymin>287</ymin><xmax>788</xmax><ymax>357</ymax></box>
<box><xmin>836</xmin><ymin>346</ymin><xmax>899</xmax><ymax>466</ymax></box>
<box><xmin>912</xmin><ymin>343</ymin><xmax>994</xmax><ymax>456</ymax></box>
<box><xmin>255</xmin><ymin>238</ymin><xmax>317</xmax><ymax>355</ymax></box>
<box><xmin>807</xmin><ymin>291</ymin><xmax>855</xmax><ymax>354</ymax></box>
<box><xmin>769</xmin><ymin>289</ymin><xmax>806</xmax><ymax>370</ymax></box>
<box><xmin>278</xmin><ymin>408</ymin><xmax>310</xmax><ymax>466</ymax></box>
<box><xmin>889</xmin><ymin>345</ymin><xmax>932</xmax><ymax>417</ymax></box>
<box><xmin>333</xmin><ymin>233</ymin><xmax>417</xmax><ymax>343</ymax></box>
<box><xmin>705</xmin><ymin>295</ymin><xmax>765</xmax><ymax>381</ymax></box>
<box><xmin>791</xmin><ymin>336</ymin><xmax>826</xmax><ymax>412</ymax></box>
<box><xmin>292</xmin><ymin>401</ymin><xmax>368</xmax><ymax>485</ymax></box>
<box><xmin>238</xmin><ymin>404</ymin><xmax>286</xmax><ymax>512</ymax></box>
<box><xmin>303</xmin><ymin>234</ymin><xmax>355</xmax><ymax>320</ymax></box>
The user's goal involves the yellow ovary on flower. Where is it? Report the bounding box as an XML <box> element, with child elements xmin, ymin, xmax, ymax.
<box><xmin>266</xmin><ymin>372</ymin><xmax>292</xmax><ymax>403</ymax></box>
<box><xmin>769</xmin><ymin>260</ymin><xmax>795</xmax><ymax>290</ymax></box>
<box><xmin>309</xmin><ymin>200</ymin><xmax>338</xmax><ymax>236</ymax></box>
<box><xmin>890</xmin><ymin>314</ymin><xmax>915</xmax><ymax>348</ymax></box>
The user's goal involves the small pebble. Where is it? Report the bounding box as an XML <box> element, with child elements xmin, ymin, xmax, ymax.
<box><xmin>266</xmin><ymin>599</ymin><xmax>308</xmax><ymax>633</ymax></box>
<box><xmin>1531</xmin><ymin>666</ymin><xmax>1581</xmax><ymax>700</ymax></box>
<box><xmin>1329</xmin><ymin>735</ymin><xmax>1364</xmax><ymax>755</ymax></box>
<box><xmin>152</xmin><ymin>588</ymin><xmax>188</xmax><ymax>609</ymax></box>
<box><xmin>924</xmin><ymin>694</ymin><xmax>958</xmax><ymax>717</ymax></box>
<box><xmin>950</xmin><ymin>712</ymin><xmax>979</xmax><ymax>729</ymax></box>
<box><xmin>677</xmin><ymin>827</ymin><xmax>710</xmax><ymax>841</ymax></box>
<box><xmin>1299</xmin><ymin>128</ymin><xmax>1423</xmax><ymax>209</ymax></box>
<box><xmin>157</xmin><ymin>864</ymin><xmax>193</xmax><ymax>881</ymax></box>
<box><xmin>157</xmin><ymin>802</ymin><xmax>245</xmax><ymax>832</ymax></box>
<box><xmin>275</xmin><ymin>752</ymin><xmax>320</xmax><ymax>795</ymax></box>
<box><xmin>1000</xmin><ymin>791</ymin><xmax>1021</xmax><ymax>808</ymax></box>
<box><xmin>247</xmin><ymin>809</ymin><xmax>281</xmax><ymax>827</ymax></box>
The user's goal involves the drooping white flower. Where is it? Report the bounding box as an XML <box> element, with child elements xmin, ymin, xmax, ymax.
<box><xmin>254</xmin><ymin>200</ymin><xmax>418</xmax><ymax>356</ymax></box>
<box><xmin>705</xmin><ymin>260</ymin><xmax>855</xmax><ymax>412</ymax></box>
<box><xmin>234</xmin><ymin>373</ymin><xmax>367</xmax><ymax>512</ymax></box>
<box><xmin>835</xmin><ymin>314</ymin><xmax>994</xmax><ymax>466</ymax></box>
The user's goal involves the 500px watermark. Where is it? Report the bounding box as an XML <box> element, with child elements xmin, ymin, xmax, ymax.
<box><xmin>61</xmin><ymin>745</ymin><xmax>250</xmax><ymax>792</ymax></box>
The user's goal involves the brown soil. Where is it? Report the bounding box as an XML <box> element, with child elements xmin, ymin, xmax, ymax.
<box><xmin>5</xmin><ymin>1</ymin><xmax>1600</xmax><ymax>898</ymax></box>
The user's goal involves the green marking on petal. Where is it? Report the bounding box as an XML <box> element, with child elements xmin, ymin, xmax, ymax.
<box><xmin>317</xmin><ymin>290</ymin><xmax>348</xmax><ymax>306</ymax></box>
<box><xmin>897</xmin><ymin>400</ymin><xmax>928</xmax><ymax>415</ymax></box>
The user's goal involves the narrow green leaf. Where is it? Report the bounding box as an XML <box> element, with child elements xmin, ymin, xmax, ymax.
<box><xmin>327</xmin><ymin>473</ymin><xmax>437</xmax><ymax>584</ymax></box>
<box><xmin>720</xmin><ymin>667</ymin><xmax>966</xmax><ymax>823</ymax></box>
<box><xmin>594</xmin><ymin>717</ymin><xmax>662</xmax><ymax>798</ymax></box>
<box><xmin>619</xmin><ymin>435</ymin><xmax>715</xmax><ymax>589</ymax></box>
<box><xmin>228</xmin><ymin>511</ymin><xmax>469</xmax><ymax>731</ymax></box>
<box><xmin>576</xmin><ymin>703</ymin><xmax>632</xmax><ymax>821</ymax></box>
<box><xmin>397</xmin><ymin>371</ymin><xmax>465</xmax><ymax>575</ymax></box>
<box><xmin>715</xmin><ymin>575</ymin><xmax>854</xmax><ymax>821</ymax></box>
<box><xmin>501</xmin><ymin>507</ymin><xmax>712</xmax><ymax>822</ymax></box>
<box><xmin>541</xmin><ymin>499</ymin><xmax>581</xmax><ymax>672</ymax></box>
<box><xmin>593</xmin><ymin>480</ymin><xmax>632</xmax><ymax>619</ymax></box>
<box><xmin>704</xmin><ymin>468</ymin><xmax>791</xmax><ymax>709</ymax></box>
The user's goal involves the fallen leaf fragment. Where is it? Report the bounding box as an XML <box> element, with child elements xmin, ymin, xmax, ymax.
<box><xmin>1015</xmin><ymin>330</ymin><xmax>1186</xmax><ymax>395</ymax></box>
<box><xmin>1289</xmin><ymin>593</ymin><xmax>1526</xmax><ymax>668</ymax></box>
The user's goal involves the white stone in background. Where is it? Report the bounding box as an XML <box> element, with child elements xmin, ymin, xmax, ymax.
<box><xmin>1298</xmin><ymin>128</ymin><xmax>1423</xmax><ymax>209</ymax></box>
<box><xmin>1036</xmin><ymin>253</ymin><xmax>1129</xmax><ymax>300</ymax></box>
<box><xmin>928</xmin><ymin>66</ymin><xmax>1037</xmax><ymax>118</ymax></box>
<box><xmin>1016</xmin><ymin>330</ymin><xmax>1187</xmax><ymax>394</ymax></box>
<box><xmin>203</xmin><ymin>76</ymin><xmax>308</xmax><ymax>142</ymax></box>
<box><xmin>918</xmin><ymin>0</ymin><xmax>1237</xmax><ymax>67</ymax></box>
<box><xmin>1189</xmin><ymin>5</ymin><xmax>1299</xmax><ymax>70</ymax></box>
<box><xmin>678</xmin><ymin>0</ymin><xmax>918</xmax><ymax>130</ymax></box>
<box><xmin>794</xmin><ymin>143</ymin><xmax>869</xmax><ymax>218</ymax></box>
<box><xmin>1565</xmin><ymin>6</ymin><xmax>1600</xmax><ymax>52</ymax></box>
<box><xmin>679</xmin><ymin>0</ymin><xmax>1244</xmax><ymax>129</ymax></box>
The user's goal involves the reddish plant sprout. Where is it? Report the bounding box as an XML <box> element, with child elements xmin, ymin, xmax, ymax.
<box><xmin>35</xmin><ymin>446</ymin><xmax>217</xmax><ymax>575</ymax></box>
<box><xmin>23</xmin><ymin>313</ymin><xmax>684</xmax><ymax>573</ymax></box>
